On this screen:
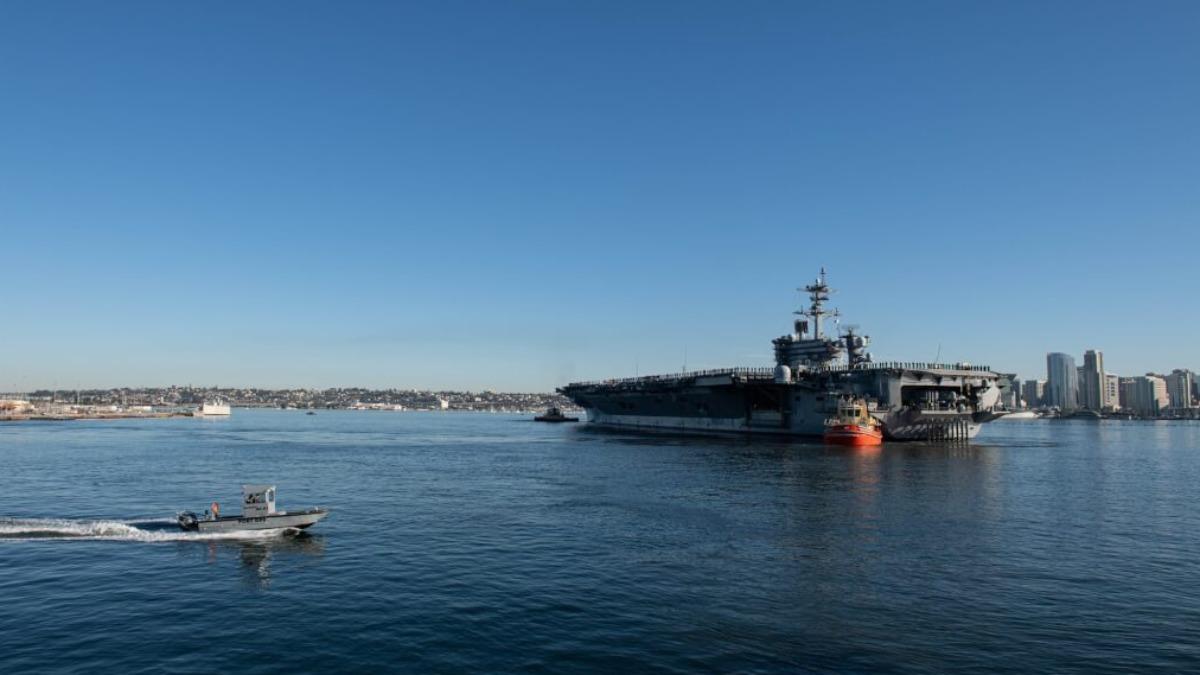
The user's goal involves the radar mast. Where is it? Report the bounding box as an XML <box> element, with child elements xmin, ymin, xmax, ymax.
<box><xmin>796</xmin><ymin>267</ymin><xmax>840</xmax><ymax>339</ymax></box>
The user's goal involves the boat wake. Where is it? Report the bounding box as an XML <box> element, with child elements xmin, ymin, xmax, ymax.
<box><xmin>0</xmin><ymin>517</ymin><xmax>296</xmax><ymax>543</ymax></box>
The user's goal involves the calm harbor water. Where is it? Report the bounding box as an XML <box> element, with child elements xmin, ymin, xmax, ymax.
<box><xmin>2</xmin><ymin>411</ymin><xmax>1199</xmax><ymax>673</ymax></box>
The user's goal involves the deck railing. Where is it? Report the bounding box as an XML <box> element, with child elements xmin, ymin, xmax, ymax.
<box><xmin>565</xmin><ymin>367</ymin><xmax>775</xmax><ymax>389</ymax></box>
<box><xmin>564</xmin><ymin>361</ymin><xmax>994</xmax><ymax>389</ymax></box>
<box><xmin>816</xmin><ymin>361</ymin><xmax>993</xmax><ymax>374</ymax></box>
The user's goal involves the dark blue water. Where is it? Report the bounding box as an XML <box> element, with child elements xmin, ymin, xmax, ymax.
<box><xmin>2</xmin><ymin>412</ymin><xmax>1199</xmax><ymax>673</ymax></box>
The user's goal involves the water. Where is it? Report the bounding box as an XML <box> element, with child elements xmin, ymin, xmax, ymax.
<box><xmin>2</xmin><ymin>412</ymin><xmax>1199</xmax><ymax>673</ymax></box>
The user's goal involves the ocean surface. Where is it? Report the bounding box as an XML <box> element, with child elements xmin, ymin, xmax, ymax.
<box><xmin>2</xmin><ymin>411</ymin><xmax>1199</xmax><ymax>673</ymax></box>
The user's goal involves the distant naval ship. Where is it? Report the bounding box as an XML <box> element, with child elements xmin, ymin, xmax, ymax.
<box><xmin>559</xmin><ymin>270</ymin><xmax>1006</xmax><ymax>441</ymax></box>
<box><xmin>194</xmin><ymin>399</ymin><xmax>231</xmax><ymax>417</ymax></box>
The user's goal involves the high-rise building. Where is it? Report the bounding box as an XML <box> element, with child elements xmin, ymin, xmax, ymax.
<box><xmin>1022</xmin><ymin>380</ymin><xmax>1045</xmax><ymax>409</ymax></box>
<box><xmin>1119</xmin><ymin>377</ymin><xmax>1138</xmax><ymax>414</ymax></box>
<box><xmin>1080</xmin><ymin>350</ymin><xmax>1105</xmax><ymax>412</ymax></box>
<box><xmin>1154</xmin><ymin>375</ymin><xmax>1171</xmax><ymax>412</ymax></box>
<box><xmin>1124</xmin><ymin>374</ymin><xmax>1168</xmax><ymax>417</ymax></box>
<box><xmin>1165</xmin><ymin>369</ymin><xmax>1195</xmax><ymax>410</ymax></box>
<box><xmin>1104</xmin><ymin>373</ymin><xmax>1121</xmax><ymax>410</ymax></box>
<box><xmin>1046</xmin><ymin>352</ymin><xmax>1079</xmax><ymax>412</ymax></box>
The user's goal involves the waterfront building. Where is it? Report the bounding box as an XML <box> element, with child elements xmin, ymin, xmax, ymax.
<box><xmin>1123</xmin><ymin>375</ymin><xmax>1168</xmax><ymax>417</ymax></box>
<box><xmin>1022</xmin><ymin>380</ymin><xmax>1045</xmax><ymax>409</ymax></box>
<box><xmin>1080</xmin><ymin>350</ymin><xmax>1106</xmax><ymax>412</ymax></box>
<box><xmin>1104</xmin><ymin>374</ymin><xmax>1121</xmax><ymax>411</ymax></box>
<box><xmin>1154</xmin><ymin>376</ymin><xmax>1171</xmax><ymax>412</ymax></box>
<box><xmin>1046</xmin><ymin>353</ymin><xmax>1079</xmax><ymax>412</ymax></box>
<box><xmin>0</xmin><ymin>399</ymin><xmax>33</xmax><ymax>413</ymax></box>
<box><xmin>1165</xmin><ymin>369</ymin><xmax>1195</xmax><ymax>410</ymax></box>
<box><xmin>1119</xmin><ymin>377</ymin><xmax>1137</xmax><ymax>414</ymax></box>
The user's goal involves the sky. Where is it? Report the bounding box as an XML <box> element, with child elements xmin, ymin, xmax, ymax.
<box><xmin>1</xmin><ymin>1</ymin><xmax>1198</xmax><ymax>392</ymax></box>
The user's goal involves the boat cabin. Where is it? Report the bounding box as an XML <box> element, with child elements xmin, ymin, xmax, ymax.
<box><xmin>827</xmin><ymin>397</ymin><xmax>877</xmax><ymax>428</ymax></box>
<box><xmin>242</xmin><ymin>484</ymin><xmax>277</xmax><ymax>517</ymax></box>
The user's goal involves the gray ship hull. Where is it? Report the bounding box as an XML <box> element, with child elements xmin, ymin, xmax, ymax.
<box><xmin>581</xmin><ymin>410</ymin><xmax>984</xmax><ymax>440</ymax></box>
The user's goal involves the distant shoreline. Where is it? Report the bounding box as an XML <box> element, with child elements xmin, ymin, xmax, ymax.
<box><xmin>0</xmin><ymin>408</ymin><xmax>578</xmax><ymax>423</ymax></box>
<box><xmin>0</xmin><ymin>412</ymin><xmax>190</xmax><ymax>423</ymax></box>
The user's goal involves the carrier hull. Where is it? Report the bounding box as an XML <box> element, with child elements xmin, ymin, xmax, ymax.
<box><xmin>561</xmin><ymin>363</ymin><xmax>1002</xmax><ymax>442</ymax></box>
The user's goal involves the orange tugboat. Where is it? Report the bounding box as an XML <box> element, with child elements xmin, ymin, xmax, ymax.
<box><xmin>824</xmin><ymin>398</ymin><xmax>883</xmax><ymax>446</ymax></box>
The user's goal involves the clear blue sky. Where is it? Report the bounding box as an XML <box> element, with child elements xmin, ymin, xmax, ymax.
<box><xmin>1</xmin><ymin>1</ymin><xmax>1197</xmax><ymax>391</ymax></box>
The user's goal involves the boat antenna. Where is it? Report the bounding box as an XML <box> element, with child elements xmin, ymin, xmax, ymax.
<box><xmin>934</xmin><ymin>342</ymin><xmax>942</xmax><ymax>364</ymax></box>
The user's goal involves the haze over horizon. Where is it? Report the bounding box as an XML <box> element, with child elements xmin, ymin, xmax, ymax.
<box><xmin>3</xmin><ymin>2</ymin><xmax>1198</xmax><ymax>392</ymax></box>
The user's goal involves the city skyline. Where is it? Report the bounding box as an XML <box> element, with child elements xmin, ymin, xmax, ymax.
<box><xmin>3</xmin><ymin>2</ymin><xmax>1199</xmax><ymax>391</ymax></box>
<box><xmin>4</xmin><ymin>342</ymin><xmax>1196</xmax><ymax>398</ymax></box>
<box><xmin>1019</xmin><ymin>346</ymin><xmax>1196</xmax><ymax>415</ymax></box>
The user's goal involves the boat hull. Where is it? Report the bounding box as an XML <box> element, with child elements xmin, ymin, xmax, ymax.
<box><xmin>824</xmin><ymin>424</ymin><xmax>883</xmax><ymax>446</ymax></box>
<box><xmin>181</xmin><ymin>509</ymin><xmax>328</xmax><ymax>533</ymax></box>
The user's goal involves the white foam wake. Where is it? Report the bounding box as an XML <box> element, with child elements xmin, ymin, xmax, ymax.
<box><xmin>0</xmin><ymin>517</ymin><xmax>293</xmax><ymax>543</ymax></box>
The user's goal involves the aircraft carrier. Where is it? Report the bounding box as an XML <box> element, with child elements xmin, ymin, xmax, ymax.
<box><xmin>558</xmin><ymin>270</ymin><xmax>1006</xmax><ymax>441</ymax></box>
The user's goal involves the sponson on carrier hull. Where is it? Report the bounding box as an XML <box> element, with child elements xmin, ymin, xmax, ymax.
<box><xmin>178</xmin><ymin>485</ymin><xmax>328</xmax><ymax>533</ymax></box>
<box><xmin>558</xmin><ymin>269</ymin><xmax>1006</xmax><ymax>442</ymax></box>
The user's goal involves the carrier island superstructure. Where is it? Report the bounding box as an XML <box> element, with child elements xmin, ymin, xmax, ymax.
<box><xmin>559</xmin><ymin>270</ymin><xmax>1006</xmax><ymax>441</ymax></box>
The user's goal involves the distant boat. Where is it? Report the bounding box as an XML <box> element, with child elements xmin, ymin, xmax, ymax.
<box><xmin>195</xmin><ymin>400</ymin><xmax>231</xmax><ymax>417</ymax></box>
<box><xmin>998</xmin><ymin>410</ymin><xmax>1038</xmax><ymax>420</ymax></box>
<box><xmin>306</xmin><ymin>411</ymin><xmax>316</xmax><ymax>416</ymax></box>
<box><xmin>534</xmin><ymin>407</ymin><xmax>579</xmax><ymax>423</ymax></box>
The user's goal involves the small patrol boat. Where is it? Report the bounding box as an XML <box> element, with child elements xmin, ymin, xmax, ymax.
<box><xmin>178</xmin><ymin>485</ymin><xmax>328</xmax><ymax>533</ymax></box>
<box><xmin>534</xmin><ymin>406</ymin><xmax>579</xmax><ymax>423</ymax></box>
<box><xmin>824</xmin><ymin>398</ymin><xmax>884</xmax><ymax>446</ymax></box>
